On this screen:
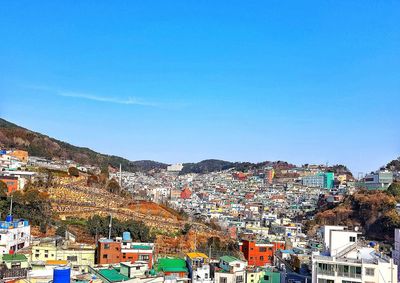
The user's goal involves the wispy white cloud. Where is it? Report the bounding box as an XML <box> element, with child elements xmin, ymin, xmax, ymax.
<box><xmin>25</xmin><ymin>85</ymin><xmax>160</xmax><ymax>107</ymax></box>
<box><xmin>58</xmin><ymin>91</ymin><xmax>157</xmax><ymax>107</ymax></box>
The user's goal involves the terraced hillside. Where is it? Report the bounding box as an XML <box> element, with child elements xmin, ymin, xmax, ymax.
<box><xmin>46</xmin><ymin>178</ymin><xmax>184</xmax><ymax>233</ymax></box>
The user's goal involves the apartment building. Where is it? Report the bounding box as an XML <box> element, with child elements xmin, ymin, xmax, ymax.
<box><xmin>186</xmin><ymin>252</ymin><xmax>212</xmax><ymax>283</ymax></box>
<box><xmin>312</xmin><ymin>225</ymin><xmax>397</xmax><ymax>283</ymax></box>
<box><xmin>241</xmin><ymin>240</ymin><xmax>285</xmax><ymax>267</ymax></box>
<box><xmin>214</xmin><ymin>256</ymin><xmax>247</xmax><ymax>283</ymax></box>
<box><xmin>0</xmin><ymin>215</ymin><xmax>30</xmax><ymax>255</ymax></box>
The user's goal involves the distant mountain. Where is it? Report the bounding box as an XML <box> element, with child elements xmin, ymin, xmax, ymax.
<box><xmin>180</xmin><ymin>159</ymin><xmax>295</xmax><ymax>175</ymax></box>
<box><xmin>0</xmin><ymin>118</ymin><xmax>167</xmax><ymax>172</ymax></box>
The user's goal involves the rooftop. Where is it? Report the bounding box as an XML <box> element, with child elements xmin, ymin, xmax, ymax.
<box><xmin>98</xmin><ymin>269</ymin><xmax>129</xmax><ymax>282</ymax></box>
<box><xmin>157</xmin><ymin>258</ymin><xmax>188</xmax><ymax>273</ymax></box>
<box><xmin>2</xmin><ymin>254</ymin><xmax>27</xmax><ymax>262</ymax></box>
<box><xmin>220</xmin><ymin>255</ymin><xmax>240</xmax><ymax>263</ymax></box>
<box><xmin>187</xmin><ymin>252</ymin><xmax>208</xmax><ymax>259</ymax></box>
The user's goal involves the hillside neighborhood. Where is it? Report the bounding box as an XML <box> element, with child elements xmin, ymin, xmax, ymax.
<box><xmin>1</xmin><ymin>137</ymin><xmax>400</xmax><ymax>283</ymax></box>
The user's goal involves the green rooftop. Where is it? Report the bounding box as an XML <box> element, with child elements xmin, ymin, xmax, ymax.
<box><xmin>157</xmin><ymin>258</ymin><xmax>188</xmax><ymax>273</ymax></box>
<box><xmin>132</xmin><ymin>245</ymin><xmax>152</xmax><ymax>250</ymax></box>
<box><xmin>2</xmin><ymin>254</ymin><xmax>28</xmax><ymax>262</ymax></box>
<box><xmin>98</xmin><ymin>269</ymin><xmax>129</xmax><ymax>282</ymax></box>
<box><xmin>220</xmin><ymin>255</ymin><xmax>239</xmax><ymax>263</ymax></box>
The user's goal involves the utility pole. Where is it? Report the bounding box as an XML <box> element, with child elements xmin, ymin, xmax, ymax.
<box><xmin>119</xmin><ymin>164</ymin><xmax>122</xmax><ymax>187</ymax></box>
<box><xmin>108</xmin><ymin>214</ymin><xmax>113</xmax><ymax>239</ymax></box>
<box><xmin>9</xmin><ymin>195</ymin><xmax>13</xmax><ymax>216</ymax></box>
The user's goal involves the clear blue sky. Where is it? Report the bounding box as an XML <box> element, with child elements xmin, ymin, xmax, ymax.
<box><xmin>1</xmin><ymin>1</ymin><xmax>399</xmax><ymax>174</ymax></box>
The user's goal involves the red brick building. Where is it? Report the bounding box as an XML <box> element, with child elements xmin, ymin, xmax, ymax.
<box><xmin>97</xmin><ymin>239</ymin><xmax>121</xmax><ymax>264</ymax></box>
<box><xmin>97</xmin><ymin>238</ymin><xmax>154</xmax><ymax>267</ymax></box>
<box><xmin>241</xmin><ymin>240</ymin><xmax>285</xmax><ymax>266</ymax></box>
<box><xmin>0</xmin><ymin>176</ymin><xmax>19</xmax><ymax>194</ymax></box>
<box><xmin>180</xmin><ymin>187</ymin><xmax>191</xmax><ymax>199</ymax></box>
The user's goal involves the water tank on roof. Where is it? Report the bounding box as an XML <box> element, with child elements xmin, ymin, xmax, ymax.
<box><xmin>24</xmin><ymin>220</ymin><xmax>29</xmax><ymax>226</ymax></box>
<box><xmin>123</xmin><ymin>231</ymin><xmax>132</xmax><ymax>241</ymax></box>
<box><xmin>5</xmin><ymin>215</ymin><xmax>13</xmax><ymax>223</ymax></box>
<box><xmin>53</xmin><ymin>266</ymin><xmax>71</xmax><ymax>283</ymax></box>
<box><xmin>369</xmin><ymin>242</ymin><xmax>376</xmax><ymax>247</ymax></box>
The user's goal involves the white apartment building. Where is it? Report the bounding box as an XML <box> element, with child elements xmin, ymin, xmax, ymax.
<box><xmin>312</xmin><ymin>225</ymin><xmax>397</xmax><ymax>283</ymax></box>
<box><xmin>214</xmin><ymin>256</ymin><xmax>247</xmax><ymax>283</ymax></box>
<box><xmin>167</xmin><ymin>164</ymin><xmax>184</xmax><ymax>172</ymax></box>
<box><xmin>186</xmin><ymin>252</ymin><xmax>212</xmax><ymax>283</ymax></box>
<box><xmin>393</xmin><ymin>228</ymin><xmax>400</xmax><ymax>282</ymax></box>
<box><xmin>0</xmin><ymin>215</ymin><xmax>31</xmax><ymax>254</ymax></box>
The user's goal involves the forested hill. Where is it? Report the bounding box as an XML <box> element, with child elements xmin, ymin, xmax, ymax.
<box><xmin>180</xmin><ymin>159</ymin><xmax>295</xmax><ymax>175</ymax></box>
<box><xmin>0</xmin><ymin>118</ymin><xmax>167</xmax><ymax>172</ymax></box>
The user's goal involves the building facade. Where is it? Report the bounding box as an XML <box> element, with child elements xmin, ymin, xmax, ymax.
<box><xmin>0</xmin><ymin>216</ymin><xmax>30</xmax><ymax>254</ymax></box>
<box><xmin>312</xmin><ymin>225</ymin><xmax>397</xmax><ymax>283</ymax></box>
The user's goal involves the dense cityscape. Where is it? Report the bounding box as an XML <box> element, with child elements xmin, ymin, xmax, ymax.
<box><xmin>0</xmin><ymin>118</ymin><xmax>400</xmax><ymax>283</ymax></box>
<box><xmin>2</xmin><ymin>1</ymin><xmax>399</xmax><ymax>282</ymax></box>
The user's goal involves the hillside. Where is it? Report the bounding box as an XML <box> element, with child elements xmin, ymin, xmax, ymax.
<box><xmin>0</xmin><ymin>118</ymin><xmax>167</xmax><ymax>172</ymax></box>
<box><xmin>305</xmin><ymin>190</ymin><xmax>400</xmax><ymax>242</ymax></box>
<box><xmin>180</xmin><ymin>159</ymin><xmax>295</xmax><ymax>175</ymax></box>
<box><xmin>386</xmin><ymin>157</ymin><xmax>400</xmax><ymax>171</ymax></box>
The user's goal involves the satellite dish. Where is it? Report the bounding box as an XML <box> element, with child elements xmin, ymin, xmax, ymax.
<box><xmin>354</xmin><ymin>226</ymin><xmax>359</xmax><ymax>232</ymax></box>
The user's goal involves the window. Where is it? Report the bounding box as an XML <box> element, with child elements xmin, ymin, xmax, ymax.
<box><xmin>136</xmin><ymin>266</ymin><xmax>140</xmax><ymax>270</ymax></box>
<box><xmin>205</xmin><ymin>273</ymin><xmax>208</xmax><ymax>279</ymax></box>
<box><xmin>236</xmin><ymin>275</ymin><xmax>243</xmax><ymax>283</ymax></box>
<box><xmin>365</xmin><ymin>268</ymin><xmax>375</xmax><ymax>276</ymax></box>
<box><xmin>139</xmin><ymin>255</ymin><xmax>150</xmax><ymax>261</ymax></box>
<box><xmin>35</xmin><ymin>254</ymin><xmax>39</xmax><ymax>257</ymax></box>
<box><xmin>103</xmin><ymin>254</ymin><xmax>108</xmax><ymax>259</ymax></box>
<box><xmin>104</xmin><ymin>244</ymin><xmax>110</xmax><ymax>249</ymax></box>
<box><xmin>67</xmin><ymin>256</ymin><xmax>78</xmax><ymax>262</ymax></box>
<box><xmin>44</xmin><ymin>254</ymin><xmax>48</xmax><ymax>258</ymax></box>
<box><xmin>317</xmin><ymin>280</ymin><xmax>334</xmax><ymax>283</ymax></box>
<box><xmin>350</xmin><ymin>236</ymin><xmax>356</xmax><ymax>242</ymax></box>
<box><xmin>264</xmin><ymin>275</ymin><xmax>269</xmax><ymax>280</ymax></box>
<box><xmin>259</xmin><ymin>247</ymin><xmax>266</xmax><ymax>252</ymax></box>
<box><xmin>45</xmin><ymin>250</ymin><xmax>49</xmax><ymax>253</ymax></box>
<box><xmin>260</xmin><ymin>256</ymin><xmax>264</xmax><ymax>261</ymax></box>
<box><xmin>220</xmin><ymin>277</ymin><xmax>227</xmax><ymax>283</ymax></box>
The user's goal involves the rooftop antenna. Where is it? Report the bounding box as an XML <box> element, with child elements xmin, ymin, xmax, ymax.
<box><xmin>108</xmin><ymin>213</ymin><xmax>113</xmax><ymax>239</ymax></box>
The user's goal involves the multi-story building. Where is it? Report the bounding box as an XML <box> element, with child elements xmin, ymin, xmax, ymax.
<box><xmin>0</xmin><ymin>176</ymin><xmax>18</xmax><ymax>193</ymax></box>
<box><xmin>97</xmin><ymin>234</ymin><xmax>154</xmax><ymax>267</ymax></box>
<box><xmin>362</xmin><ymin>170</ymin><xmax>393</xmax><ymax>190</ymax></box>
<box><xmin>393</xmin><ymin>228</ymin><xmax>400</xmax><ymax>281</ymax></box>
<box><xmin>186</xmin><ymin>252</ymin><xmax>212</xmax><ymax>283</ymax></box>
<box><xmin>241</xmin><ymin>240</ymin><xmax>285</xmax><ymax>267</ymax></box>
<box><xmin>30</xmin><ymin>239</ymin><xmax>95</xmax><ymax>272</ymax></box>
<box><xmin>121</xmin><ymin>241</ymin><xmax>154</xmax><ymax>268</ymax></box>
<box><xmin>0</xmin><ymin>254</ymin><xmax>29</xmax><ymax>281</ymax></box>
<box><xmin>0</xmin><ymin>215</ymin><xmax>30</xmax><ymax>254</ymax></box>
<box><xmin>302</xmin><ymin>173</ymin><xmax>334</xmax><ymax>189</ymax></box>
<box><xmin>312</xmin><ymin>225</ymin><xmax>398</xmax><ymax>283</ymax></box>
<box><xmin>214</xmin><ymin>256</ymin><xmax>247</xmax><ymax>283</ymax></box>
<box><xmin>167</xmin><ymin>164</ymin><xmax>184</xmax><ymax>172</ymax></box>
<box><xmin>97</xmin><ymin>239</ymin><xmax>121</xmax><ymax>265</ymax></box>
